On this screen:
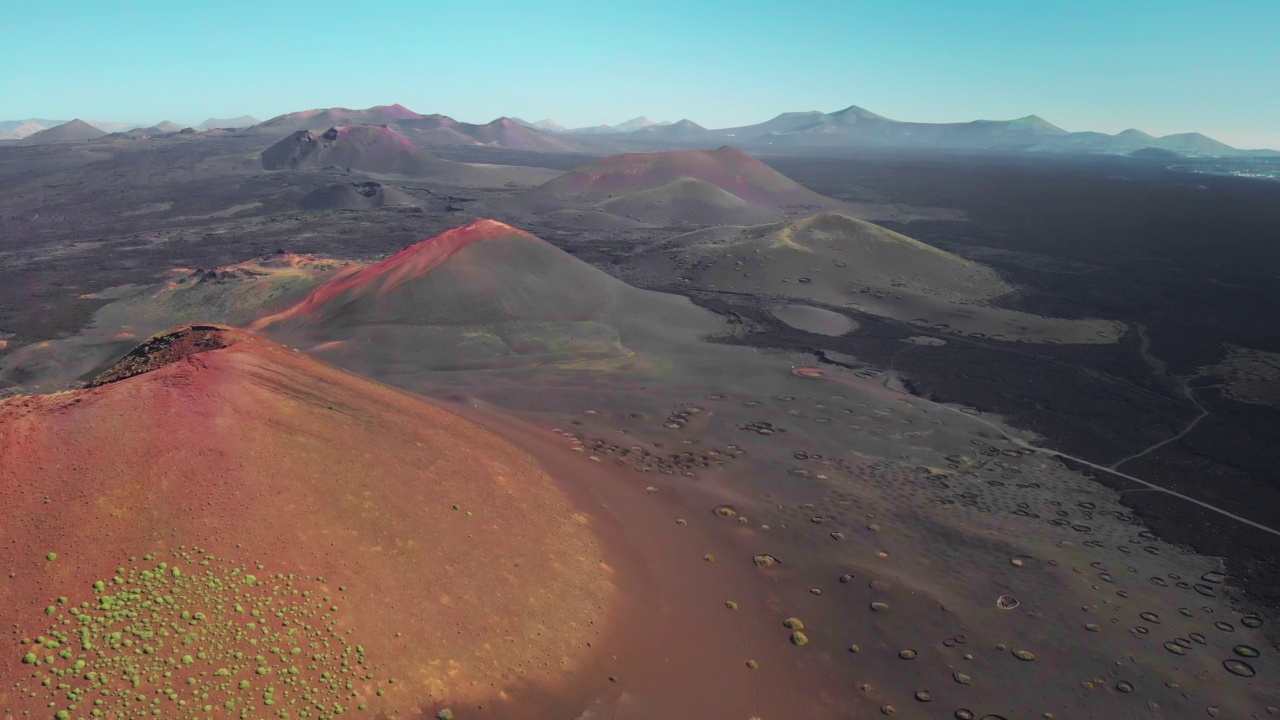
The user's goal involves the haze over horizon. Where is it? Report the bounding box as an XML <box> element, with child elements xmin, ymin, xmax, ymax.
<box><xmin>2</xmin><ymin>0</ymin><xmax>1278</xmax><ymax>149</ymax></box>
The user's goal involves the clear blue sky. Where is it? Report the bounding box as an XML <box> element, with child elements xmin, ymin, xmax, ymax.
<box><xmin>3</xmin><ymin>0</ymin><xmax>1277</xmax><ymax>148</ymax></box>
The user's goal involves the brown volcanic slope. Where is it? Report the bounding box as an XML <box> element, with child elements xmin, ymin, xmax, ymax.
<box><xmin>630</xmin><ymin>211</ymin><xmax>1125</xmax><ymax>343</ymax></box>
<box><xmin>0</xmin><ymin>325</ymin><xmax>610</xmax><ymax>718</ymax></box>
<box><xmin>20</xmin><ymin>119</ymin><xmax>107</xmax><ymax>143</ymax></box>
<box><xmin>253</xmin><ymin>219</ymin><xmax>662</xmax><ymax>370</ymax></box>
<box><xmin>521</xmin><ymin>145</ymin><xmax>834</xmax><ymax>225</ymax></box>
<box><xmin>260</xmin><ymin>125</ymin><xmax>557</xmax><ymax>186</ymax></box>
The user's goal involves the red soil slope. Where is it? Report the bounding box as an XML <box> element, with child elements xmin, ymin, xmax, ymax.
<box><xmin>0</xmin><ymin>326</ymin><xmax>611</xmax><ymax>718</ymax></box>
<box><xmin>532</xmin><ymin>145</ymin><xmax>830</xmax><ymax>206</ymax></box>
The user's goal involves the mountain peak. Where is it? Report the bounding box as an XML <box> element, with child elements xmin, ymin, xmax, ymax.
<box><xmin>616</xmin><ymin>116</ymin><xmax>665</xmax><ymax>132</ymax></box>
<box><xmin>252</xmin><ymin>220</ymin><xmax>534</xmax><ymax>329</ymax></box>
<box><xmin>830</xmin><ymin>104</ymin><xmax>886</xmax><ymax>120</ymax></box>
<box><xmin>22</xmin><ymin>119</ymin><xmax>108</xmax><ymax>143</ymax></box>
<box><xmin>381</xmin><ymin>103</ymin><xmax>421</xmax><ymax>118</ymax></box>
<box><xmin>1010</xmin><ymin>114</ymin><xmax>1067</xmax><ymax>133</ymax></box>
<box><xmin>532</xmin><ymin>118</ymin><xmax>566</xmax><ymax>132</ymax></box>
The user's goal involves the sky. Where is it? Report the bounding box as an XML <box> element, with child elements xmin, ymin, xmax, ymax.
<box><xmin>2</xmin><ymin>0</ymin><xmax>1278</xmax><ymax>148</ymax></box>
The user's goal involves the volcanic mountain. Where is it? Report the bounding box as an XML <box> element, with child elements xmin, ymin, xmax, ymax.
<box><xmin>394</xmin><ymin>114</ymin><xmax>601</xmax><ymax>153</ymax></box>
<box><xmin>555</xmin><ymin>116</ymin><xmax>675</xmax><ymax>135</ymax></box>
<box><xmin>196</xmin><ymin>115</ymin><xmax>259</xmax><ymax>130</ymax></box>
<box><xmin>465</xmin><ymin>117</ymin><xmax>584</xmax><ymax>152</ymax></box>
<box><xmin>628</xmin><ymin>212</ymin><xmax>1124</xmax><ymax>343</ymax></box>
<box><xmin>520</xmin><ymin>145</ymin><xmax>835</xmax><ymax>225</ymax></box>
<box><xmin>260</xmin><ymin>125</ymin><xmax>445</xmax><ymax>174</ymax></box>
<box><xmin>250</xmin><ymin>103</ymin><xmax>423</xmax><ymax>134</ymax></box>
<box><xmin>144</xmin><ymin>120</ymin><xmax>183</xmax><ymax>134</ymax></box>
<box><xmin>20</xmin><ymin>119</ymin><xmax>107</xmax><ymax>143</ymax></box>
<box><xmin>629</xmin><ymin>119</ymin><xmax>710</xmax><ymax>142</ymax></box>
<box><xmin>258</xmin><ymin>125</ymin><xmax>555</xmax><ymax>185</ymax></box>
<box><xmin>527</xmin><ymin>118</ymin><xmax>567</xmax><ymax>132</ymax></box>
<box><xmin>0</xmin><ymin>324</ymin><xmax>611</xmax><ymax>717</ymax></box>
<box><xmin>615</xmin><ymin>116</ymin><xmax>670</xmax><ymax>132</ymax></box>
<box><xmin>252</xmin><ymin>219</ymin><xmax>713</xmax><ymax>373</ymax></box>
<box><xmin>299</xmin><ymin>180</ymin><xmax>416</xmax><ymax>210</ymax></box>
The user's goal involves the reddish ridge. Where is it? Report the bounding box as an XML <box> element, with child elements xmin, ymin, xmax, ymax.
<box><xmin>251</xmin><ymin>219</ymin><xmax>533</xmax><ymax>329</ymax></box>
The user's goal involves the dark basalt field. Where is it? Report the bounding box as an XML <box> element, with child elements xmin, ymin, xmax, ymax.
<box><xmin>753</xmin><ymin>151</ymin><xmax>1280</xmax><ymax>608</ymax></box>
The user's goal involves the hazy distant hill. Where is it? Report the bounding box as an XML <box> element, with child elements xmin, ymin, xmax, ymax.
<box><xmin>558</xmin><ymin>116</ymin><xmax>674</xmax><ymax>135</ymax></box>
<box><xmin>511</xmin><ymin>118</ymin><xmax>570</xmax><ymax>133</ymax></box>
<box><xmin>197</xmin><ymin>115</ymin><xmax>259</xmax><ymax>131</ymax></box>
<box><xmin>615</xmin><ymin>116</ymin><xmax>671</xmax><ymax>132</ymax></box>
<box><xmin>630</xmin><ymin>119</ymin><xmax>710</xmax><ymax>141</ymax></box>
<box><xmin>0</xmin><ymin>121</ymin><xmax>47</xmax><ymax>140</ymax></box>
<box><xmin>21</xmin><ymin>119</ymin><xmax>107</xmax><ymax>143</ymax></box>
<box><xmin>395</xmin><ymin>115</ymin><xmax>593</xmax><ymax>153</ymax></box>
<box><xmin>1</xmin><ymin>119</ymin><xmax>148</xmax><ymax>139</ymax></box>
<box><xmin>146</xmin><ymin>121</ymin><xmax>183</xmax><ymax>134</ymax></box>
<box><xmin>85</xmin><ymin>120</ymin><xmax>146</xmax><ymax>133</ymax></box>
<box><xmin>0</xmin><ymin>118</ymin><xmax>64</xmax><ymax>132</ymax></box>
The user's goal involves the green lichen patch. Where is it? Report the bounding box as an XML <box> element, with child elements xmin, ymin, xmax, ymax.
<box><xmin>10</xmin><ymin>548</ymin><xmax>381</xmax><ymax>720</ymax></box>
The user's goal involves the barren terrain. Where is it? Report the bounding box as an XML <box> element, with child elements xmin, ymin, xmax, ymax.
<box><xmin>1</xmin><ymin>132</ymin><xmax>1278</xmax><ymax>719</ymax></box>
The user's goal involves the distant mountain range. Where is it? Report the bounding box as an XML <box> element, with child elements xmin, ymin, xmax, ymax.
<box><xmin>252</xmin><ymin>105</ymin><xmax>619</xmax><ymax>154</ymax></box>
<box><xmin>0</xmin><ymin>116</ymin><xmax>255</xmax><ymax>141</ymax></box>
<box><xmin>256</xmin><ymin>105</ymin><xmax>1277</xmax><ymax>156</ymax></box>
<box><xmin>5</xmin><ymin>104</ymin><xmax>1275</xmax><ymax>156</ymax></box>
<box><xmin>528</xmin><ymin>105</ymin><xmax>1277</xmax><ymax>157</ymax></box>
<box><xmin>516</xmin><ymin>115</ymin><xmax>676</xmax><ymax>135</ymax></box>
